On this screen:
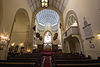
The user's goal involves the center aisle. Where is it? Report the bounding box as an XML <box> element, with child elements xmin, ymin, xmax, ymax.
<box><xmin>43</xmin><ymin>56</ymin><xmax>51</xmax><ymax>67</ymax></box>
<box><xmin>42</xmin><ymin>52</ymin><xmax>54</xmax><ymax>67</ymax></box>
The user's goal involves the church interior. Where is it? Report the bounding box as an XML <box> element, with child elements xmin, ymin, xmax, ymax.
<box><xmin>0</xmin><ymin>0</ymin><xmax>100</xmax><ymax>67</ymax></box>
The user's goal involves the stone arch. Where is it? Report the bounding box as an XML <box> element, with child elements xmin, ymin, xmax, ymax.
<box><xmin>68</xmin><ymin>36</ymin><xmax>81</xmax><ymax>53</ymax></box>
<box><xmin>63</xmin><ymin>10</ymin><xmax>84</xmax><ymax>54</ymax></box>
<box><xmin>14</xmin><ymin>8</ymin><xmax>30</xmax><ymax>24</ymax></box>
<box><xmin>9</xmin><ymin>8</ymin><xmax>30</xmax><ymax>52</ymax></box>
<box><xmin>65</xmin><ymin>10</ymin><xmax>79</xmax><ymax>30</ymax></box>
<box><xmin>44</xmin><ymin>30</ymin><xmax>52</xmax><ymax>35</ymax></box>
<box><xmin>32</xmin><ymin>7</ymin><xmax>64</xmax><ymax>50</ymax></box>
<box><xmin>32</xmin><ymin>6</ymin><xmax>64</xmax><ymax>33</ymax></box>
<box><xmin>9</xmin><ymin>8</ymin><xmax>30</xmax><ymax>38</ymax></box>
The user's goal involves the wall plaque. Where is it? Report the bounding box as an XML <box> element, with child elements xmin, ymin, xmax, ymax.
<box><xmin>83</xmin><ymin>17</ymin><xmax>95</xmax><ymax>48</ymax></box>
<box><xmin>83</xmin><ymin>17</ymin><xmax>94</xmax><ymax>40</ymax></box>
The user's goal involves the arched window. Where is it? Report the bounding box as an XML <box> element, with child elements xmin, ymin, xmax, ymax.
<box><xmin>67</xmin><ymin>14</ymin><xmax>78</xmax><ymax>29</ymax></box>
<box><xmin>44</xmin><ymin>32</ymin><xmax>51</xmax><ymax>43</ymax></box>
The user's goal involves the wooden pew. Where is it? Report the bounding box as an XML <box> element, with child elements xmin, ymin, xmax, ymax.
<box><xmin>52</xmin><ymin>53</ymin><xmax>100</xmax><ymax>67</ymax></box>
<box><xmin>0</xmin><ymin>60</ymin><xmax>36</xmax><ymax>67</ymax></box>
<box><xmin>7</xmin><ymin>53</ymin><xmax>43</xmax><ymax>67</ymax></box>
<box><xmin>53</xmin><ymin>59</ymin><xmax>100</xmax><ymax>67</ymax></box>
<box><xmin>54</xmin><ymin>59</ymin><xmax>100</xmax><ymax>64</ymax></box>
<box><xmin>55</xmin><ymin>63</ymin><xmax>100</xmax><ymax>67</ymax></box>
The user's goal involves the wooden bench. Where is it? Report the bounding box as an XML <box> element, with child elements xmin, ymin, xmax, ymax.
<box><xmin>52</xmin><ymin>53</ymin><xmax>100</xmax><ymax>67</ymax></box>
<box><xmin>7</xmin><ymin>53</ymin><xmax>43</xmax><ymax>67</ymax></box>
<box><xmin>52</xmin><ymin>59</ymin><xmax>100</xmax><ymax>67</ymax></box>
<box><xmin>0</xmin><ymin>60</ymin><xmax>36</xmax><ymax>67</ymax></box>
<box><xmin>55</xmin><ymin>63</ymin><xmax>100</xmax><ymax>67</ymax></box>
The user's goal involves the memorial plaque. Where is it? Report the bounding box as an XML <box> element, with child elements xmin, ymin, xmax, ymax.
<box><xmin>83</xmin><ymin>17</ymin><xmax>94</xmax><ymax>40</ymax></box>
<box><xmin>83</xmin><ymin>17</ymin><xmax>95</xmax><ymax>48</ymax></box>
<box><xmin>83</xmin><ymin>24</ymin><xmax>93</xmax><ymax>39</ymax></box>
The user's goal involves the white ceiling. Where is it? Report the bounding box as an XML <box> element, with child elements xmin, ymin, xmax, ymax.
<box><xmin>27</xmin><ymin>0</ymin><xmax>68</xmax><ymax>13</ymax></box>
<box><xmin>36</xmin><ymin>9</ymin><xmax>60</xmax><ymax>26</ymax></box>
<box><xmin>36</xmin><ymin>9</ymin><xmax>59</xmax><ymax>32</ymax></box>
<box><xmin>27</xmin><ymin>0</ymin><xmax>68</xmax><ymax>32</ymax></box>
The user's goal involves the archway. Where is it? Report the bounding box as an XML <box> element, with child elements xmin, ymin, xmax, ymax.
<box><xmin>44</xmin><ymin>31</ymin><xmax>52</xmax><ymax>51</ymax></box>
<box><xmin>68</xmin><ymin>37</ymin><xmax>81</xmax><ymax>53</ymax></box>
<box><xmin>63</xmin><ymin>10</ymin><xmax>84</xmax><ymax>54</ymax></box>
<box><xmin>65</xmin><ymin>10</ymin><xmax>79</xmax><ymax>30</ymax></box>
<box><xmin>9</xmin><ymin>9</ymin><xmax>30</xmax><ymax>53</ymax></box>
<box><xmin>32</xmin><ymin>7</ymin><xmax>64</xmax><ymax>47</ymax></box>
<box><xmin>35</xmin><ymin>9</ymin><xmax>61</xmax><ymax>52</ymax></box>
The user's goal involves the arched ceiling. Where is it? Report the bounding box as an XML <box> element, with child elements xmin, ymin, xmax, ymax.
<box><xmin>27</xmin><ymin>0</ymin><xmax>68</xmax><ymax>13</ymax></box>
<box><xmin>36</xmin><ymin>9</ymin><xmax>59</xmax><ymax>32</ymax></box>
<box><xmin>36</xmin><ymin>9</ymin><xmax>59</xmax><ymax>26</ymax></box>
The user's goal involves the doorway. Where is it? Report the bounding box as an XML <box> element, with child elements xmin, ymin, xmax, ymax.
<box><xmin>68</xmin><ymin>37</ymin><xmax>81</xmax><ymax>54</ymax></box>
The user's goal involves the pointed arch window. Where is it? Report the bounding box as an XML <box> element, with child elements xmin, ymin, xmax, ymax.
<box><xmin>67</xmin><ymin>14</ymin><xmax>78</xmax><ymax>29</ymax></box>
<box><xmin>44</xmin><ymin>32</ymin><xmax>51</xmax><ymax>43</ymax></box>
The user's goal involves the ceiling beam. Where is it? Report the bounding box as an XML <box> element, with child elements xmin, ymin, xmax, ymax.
<box><xmin>52</xmin><ymin>0</ymin><xmax>54</xmax><ymax>7</ymax></box>
<box><xmin>35</xmin><ymin>0</ymin><xmax>38</xmax><ymax>10</ymax></box>
<box><xmin>55</xmin><ymin>0</ymin><xmax>58</xmax><ymax>8</ymax></box>
<box><xmin>58</xmin><ymin>0</ymin><xmax>61</xmax><ymax>10</ymax></box>
<box><xmin>28</xmin><ymin>0</ymin><xmax>68</xmax><ymax>13</ymax></box>
<box><xmin>31</xmin><ymin>0</ymin><xmax>35</xmax><ymax>11</ymax></box>
<box><xmin>60</xmin><ymin>0</ymin><xmax>64</xmax><ymax>13</ymax></box>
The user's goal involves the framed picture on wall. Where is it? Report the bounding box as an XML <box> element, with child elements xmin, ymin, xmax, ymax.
<box><xmin>90</xmin><ymin>43</ymin><xmax>95</xmax><ymax>48</ymax></box>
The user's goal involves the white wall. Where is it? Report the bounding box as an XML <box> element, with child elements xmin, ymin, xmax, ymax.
<box><xmin>63</xmin><ymin>0</ymin><xmax>100</xmax><ymax>59</ymax></box>
<box><xmin>0</xmin><ymin>0</ymin><xmax>32</xmax><ymax>34</ymax></box>
<box><xmin>10</xmin><ymin>12</ymin><xmax>28</xmax><ymax>45</ymax></box>
<box><xmin>0</xmin><ymin>0</ymin><xmax>3</xmax><ymax>30</ymax></box>
<box><xmin>0</xmin><ymin>0</ymin><xmax>32</xmax><ymax>60</ymax></box>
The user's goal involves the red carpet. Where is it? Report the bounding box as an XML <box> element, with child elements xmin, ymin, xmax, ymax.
<box><xmin>44</xmin><ymin>56</ymin><xmax>51</xmax><ymax>67</ymax></box>
<box><xmin>42</xmin><ymin>52</ymin><xmax>53</xmax><ymax>54</ymax></box>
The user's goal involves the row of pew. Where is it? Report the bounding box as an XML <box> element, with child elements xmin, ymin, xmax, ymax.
<box><xmin>0</xmin><ymin>53</ymin><xmax>43</xmax><ymax>67</ymax></box>
<box><xmin>51</xmin><ymin>53</ymin><xmax>100</xmax><ymax>67</ymax></box>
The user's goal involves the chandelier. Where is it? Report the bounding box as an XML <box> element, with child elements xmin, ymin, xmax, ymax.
<box><xmin>41</xmin><ymin>0</ymin><xmax>48</xmax><ymax>7</ymax></box>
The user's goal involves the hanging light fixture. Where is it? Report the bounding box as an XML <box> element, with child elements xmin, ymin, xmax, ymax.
<box><xmin>41</xmin><ymin>0</ymin><xmax>48</xmax><ymax>7</ymax></box>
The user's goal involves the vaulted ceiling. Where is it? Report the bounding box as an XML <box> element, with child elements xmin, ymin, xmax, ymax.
<box><xmin>27</xmin><ymin>0</ymin><xmax>68</xmax><ymax>13</ymax></box>
<box><xmin>27</xmin><ymin>0</ymin><xmax>68</xmax><ymax>32</ymax></box>
<box><xmin>36</xmin><ymin>9</ymin><xmax>60</xmax><ymax>26</ymax></box>
<box><xmin>36</xmin><ymin>9</ymin><xmax>60</xmax><ymax>32</ymax></box>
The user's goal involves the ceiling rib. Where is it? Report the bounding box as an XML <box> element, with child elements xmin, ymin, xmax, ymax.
<box><xmin>27</xmin><ymin>0</ymin><xmax>68</xmax><ymax>13</ymax></box>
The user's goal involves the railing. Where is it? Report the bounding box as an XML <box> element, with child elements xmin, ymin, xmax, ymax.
<box><xmin>63</xmin><ymin>26</ymin><xmax>79</xmax><ymax>39</ymax></box>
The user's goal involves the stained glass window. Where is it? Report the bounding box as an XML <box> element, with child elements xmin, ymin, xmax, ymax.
<box><xmin>44</xmin><ymin>32</ymin><xmax>51</xmax><ymax>43</ymax></box>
